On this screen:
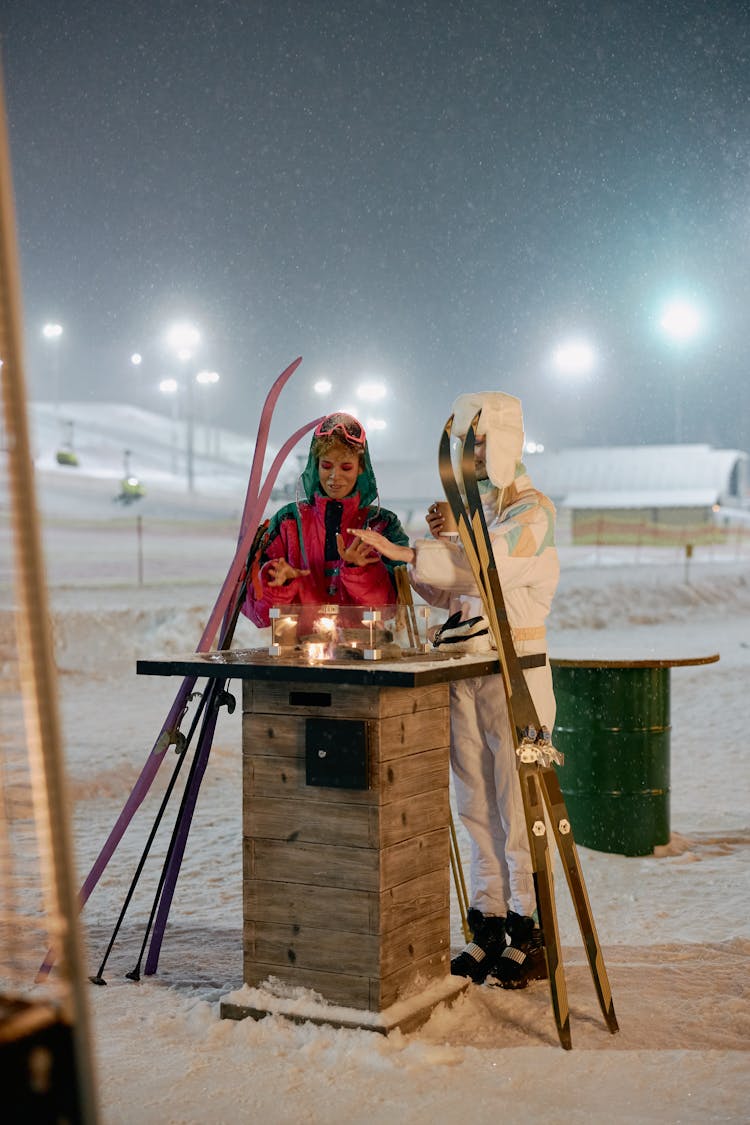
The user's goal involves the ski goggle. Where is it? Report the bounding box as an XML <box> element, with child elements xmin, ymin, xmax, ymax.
<box><xmin>313</xmin><ymin>413</ymin><xmax>366</xmax><ymax>446</ymax></box>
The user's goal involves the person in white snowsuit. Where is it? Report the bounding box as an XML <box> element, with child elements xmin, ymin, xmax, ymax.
<box><xmin>350</xmin><ymin>392</ymin><xmax>559</xmax><ymax>988</ymax></box>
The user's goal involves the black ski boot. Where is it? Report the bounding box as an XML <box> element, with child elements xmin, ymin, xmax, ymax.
<box><xmin>451</xmin><ymin>908</ymin><xmax>507</xmax><ymax>983</ymax></box>
<box><xmin>490</xmin><ymin>910</ymin><xmax>547</xmax><ymax>989</ymax></box>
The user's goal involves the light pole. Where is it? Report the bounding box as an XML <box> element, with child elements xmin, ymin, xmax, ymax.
<box><xmin>129</xmin><ymin>352</ymin><xmax>143</xmax><ymax>405</ymax></box>
<box><xmin>42</xmin><ymin>322</ymin><xmax>63</xmax><ymax>412</ymax></box>
<box><xmin>158</xmin><ymin>377</ymin><xmax>180</xmax><ymax>475</ymax></box>
<box><xmin>356</xmin><ymin>380</ymin><xmax>387</xmax><ymax>405</ymax></box>
<box><xmin>166</xmin><ymin>322</ymin><xmax>200</xmax><ymax>492</ymax></box>
<box><xmin>196</xmin><ymin>370</ymin><xmax>220</xmax><ymax>456</ymax></box>
<box><xmin>658</xmin><ymin>297</ymin><xmax>704</xmax><ymax>443</ymax></box>
<box><xmin>356</xmin><ymin>380</ymin><xmax>387</xmax><ymax>444</ymax></box>
<box><xmin>548</xmin><ymin>337</ymin><xmax>597</xmax><ymax>446</ymax></box>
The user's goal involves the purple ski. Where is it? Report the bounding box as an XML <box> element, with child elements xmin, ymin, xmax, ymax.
<box><xmin>40</xmin><ymin>357</ymin><xmax>308</xmax><ymax>976</ymax></box>
<box><xmin>143</xmin><ymin>415</ymin><xmax>324</xmax><ymax>973</ymax></box>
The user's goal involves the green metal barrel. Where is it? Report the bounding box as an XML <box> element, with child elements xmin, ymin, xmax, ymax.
<box><xmin>551</xmin><ymin>664</ymin><xmax>670</xmax><ymax>856</ymax></box>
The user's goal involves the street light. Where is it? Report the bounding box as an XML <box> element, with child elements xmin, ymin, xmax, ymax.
<box><xmin>166</xmin><ymin>322</ymin><xmax>200</xmax><ymax>360</ymax></box>
<box><xmin>550</xmin><ymin>338</ymin><xmax>596</xmax><ymax>379</ymax></box>
<box><xmin>356</xmin><ymin>380</ymin><xmax>387</xmax><ymax>403</ymax></box>
<box><xmin>659</xmin><ymin>298</ymin><xmax>703</xmax><ymax>343</ymax></box>
<box><xmin>658</xmin><ymin>296</ymin><xmax>705</xmax><ymax>442</ymax></box>
<box><xmin>42</xmin><ymin>322</ymin><xmax>63</xmax><ymax>411</ymax></box>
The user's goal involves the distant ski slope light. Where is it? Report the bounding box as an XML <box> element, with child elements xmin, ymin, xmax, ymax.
<box><xmin>551</xmin><ymin>338</ymin><xmax>597</xmax><ymax>377</ymax></box>
<box><xmin>356</xmin><ymin>380</ymin><xmax>387</xmax><ymax>402</ymax></box>
<box><xmin>659</xmin><ymin>298</ymin><xmax>705</xmax><ymax>343</ymax></box>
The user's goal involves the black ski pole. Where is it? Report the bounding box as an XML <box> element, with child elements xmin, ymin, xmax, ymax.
<box><xmin>89</xmin><ymin>689</ymin><xmax>209</xmax><ymax>984</ymax></box>
<box><xmin>143</xmin><ymin>532</ymin><xmax>267</xmax><ymax>974</ymax></box>
<box><xmin>125</xmin><ymin>678</ymin><xmax>230</xmax><ymax>980</ymax></box>
<box><xmin>106</xmin><ymin>528</ymin><xmax>262</xmax><ymax>982</ymax></box>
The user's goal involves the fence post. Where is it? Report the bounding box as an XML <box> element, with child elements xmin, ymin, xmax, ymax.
<box><xmin>137</xmin><ymin>514</ymin><xmax>144</xmax><ymax>586</ymax></box>
<box><xmin>684</xmin><ymin>541</ymin><xmax>693</xmax><ymax>584</ymax></box>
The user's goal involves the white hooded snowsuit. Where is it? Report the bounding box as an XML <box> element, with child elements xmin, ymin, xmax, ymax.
<box><xmin>409</xmin><ymin>393</ymin><xmax>559</xmax><ymax>918</ymax></box>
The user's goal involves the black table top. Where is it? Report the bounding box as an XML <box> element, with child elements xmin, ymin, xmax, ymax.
<box><xmin>136</xmin><ymin>648</ymin><xmax>502</xmax><ymax>688</ymax></box>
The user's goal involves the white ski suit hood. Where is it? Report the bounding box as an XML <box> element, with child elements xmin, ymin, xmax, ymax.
<box><xmin>409</xmin><ymin>398</ymin><xmax>559</xmax><ymax>727</ymax></box>
<box><xmin>451</xmin><ymin>391</ymin><xmax>524</xmax><ymax>489</ymax></box>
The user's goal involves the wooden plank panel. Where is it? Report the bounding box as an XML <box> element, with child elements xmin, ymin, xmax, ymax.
<box><xmin>379</xmin><ymin>867</ymin><xmax>448</xmax><ymax>934</ymax></box>
<box><xmin>247</xmin><ymin>818</ymin><xmax>449</xmax><ymax>890</ymax></box>
<box><xmin>244</xmin><ymin>879</ymin><xmax>375</xmax><ymax>933</ymax></box>
<box><xmin>244</xmin><ymin>680</ymin><xmax>449</xmax><ymax>718</ymax></box>
<box><xmin>242</xmin><ymin>713</ymin><xmax>304</xmax><ymax>759</ymax></box>
<box><xmin>244</xmin><ymin>951</ymin><xmax>450</xmax><ymax>1012</ymax></box>
<box><xmin>242</xmin><ymin>960</ymin><xmax>371</xmax><ymax>1010</ymax></box>
<box><xmin>380</xmin><ymin>909</ymin><xmax>449</xmax><ymax>979</ymax></box>
<box><xmin>246</xmin><ymin>680</ymin><xmax>381</xmax><ymax>718</ymax></box>
<box><xmin>380</xmin><ymin>788</ymin><xmax>449</xmax><ymax>848</ymax></box>
<box><xmin>378</xmin><ymin>707</ymin><xmax>449</xmax><ymax>761</ymax></box>
<box><xmin>244</xmin><ymin>749</ymin><xmax>378</xmax><ymax>806</ymax></box>
<box><xmin>248</xmin><ymin>745</ymin><xmax>449</xmax><ymax>801</ymax></box>
<box><xmin>379</xmin><ymin>745</ymin><xmax>449</xmax><ymax>801</ymax></box>
<box><xmin>377</xmin><ymin>683</ymin><xmax>449</xmax><ymax>718</ymax></box>
<box><xmin>245</xmin><ymin>920</ymin><xmax>379</xmax><ymax>976</ymax></box>
<box><xmin>245</xmin><ymin>838</ymin><xmax>379</xmax><ymax>891</ymax></box>
<box><xmin>245</xmin><ymin>796</ymin><xmax>378</xmax><ymax>848</ymax></box>
<box><xmin>378</xmin><ymin>950</ymin><xmax>450</xmax><ymax>1009</ymax></box>
<box><xmin>243</xmin><ymin>869</ymin><xmax>448</xmax><ymax>937</ymax></box>
<box><xmin>244</xmin><ymin>743</ymin><xmax>448</xmax><ymax>806</ymax></box>
<box><xmin>380</xmin><ymin>827</ymin><xmax>448</xmax><ymax>889</ymax></box>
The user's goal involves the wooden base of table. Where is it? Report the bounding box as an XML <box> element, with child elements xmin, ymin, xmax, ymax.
<box><xmin>220</xmin><ymin>974</ymin><xmax>469</xmax><ymax>1035</ymax></box>
<box><xmin>242</xmin><ymin>676</ymin><xmax>454</xmax><ymax>1013</ymax></box>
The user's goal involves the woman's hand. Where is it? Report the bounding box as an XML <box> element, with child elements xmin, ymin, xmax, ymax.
<box><xmin>426</xmin><ymin>503</ymin><xmax>445</xmax><ymax>537</ymax></box>
<box><xmin>347</xmin><ymin>528</ymin><xmax>416</xmax><ymax>564</ymax></box>
<box><xmin>266</xmin><ymin>558</ymin><xmax>310</xmax><ymax>587</ymax></box>
<box><xmin>336</xmin><ymin>532</ymin><xmax>379</xmax><ymax>567</ymax></box>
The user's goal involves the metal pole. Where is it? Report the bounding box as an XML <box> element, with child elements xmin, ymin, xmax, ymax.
<box><xmin>52</xmin><ymin>340</ymin><xmax>60</xmax><ymax>414</ymax></box>
<box><xmin>186</xmin><ymin>372</ymin><xmax>195</xmax><ymax>493</ymax></box>
<box><xmin>137</xmin><ymin>514</ymin><xmax>144</xmax><ymax>586</ymax></box>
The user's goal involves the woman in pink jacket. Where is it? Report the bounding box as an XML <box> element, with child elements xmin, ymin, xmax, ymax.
<box><xmin>243</xmin><ymin>412</ymin><xmax>410</xmax><ymax>628</ymax></box>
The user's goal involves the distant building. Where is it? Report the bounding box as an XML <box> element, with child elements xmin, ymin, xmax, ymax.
<box><xmin>528</xmin><ymin>444</ymin><xmax>750</xmax><ymax>546</ymax></box>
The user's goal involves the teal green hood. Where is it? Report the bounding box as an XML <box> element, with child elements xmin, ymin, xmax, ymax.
<box><xmin>299</xmin><ymin>436</ymin><xmax>379</xmax><ymax>508</ymax></box>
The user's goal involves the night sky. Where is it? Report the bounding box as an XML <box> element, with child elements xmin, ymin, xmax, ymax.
<box><xmin>3</xmin><ymin>0</ymin><xmax>748</xmax><ymax>462</ymax></box>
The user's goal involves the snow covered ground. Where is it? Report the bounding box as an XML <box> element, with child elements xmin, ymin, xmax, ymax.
<box><xmin>2</xmin><ymin>417</ymin><xmax>749</xmax><ymax>1124</ymax></box>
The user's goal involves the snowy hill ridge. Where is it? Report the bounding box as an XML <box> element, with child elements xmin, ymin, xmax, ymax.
<box><xmin>26</xmin><ymin>400</ymin><xmax>440</xmax><ymax>522</ymax></box>
<box><xmin>29</xmin><ymin>400</ymin><xmax>266</xmax><ymax>501</ymax></box>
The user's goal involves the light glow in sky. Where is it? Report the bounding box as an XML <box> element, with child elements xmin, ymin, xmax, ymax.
<box><xmin>550</xmin><ymin>338</ymin><xmax>597</xmax><ymax>378</ymax></box>
<box><xmin>659</xmin><ymin>298</ymin><xmax>705</xmax><ymax>344</ymax></box>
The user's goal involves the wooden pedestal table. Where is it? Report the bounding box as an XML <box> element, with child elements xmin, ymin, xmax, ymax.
<box><xmin>136</xmin><ymin>648</ymin><xmax>499</xmax><ymax>1033</ymax></box>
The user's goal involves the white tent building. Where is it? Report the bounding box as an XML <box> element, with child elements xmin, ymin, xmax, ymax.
<box><xmin>528</xmin><ymin>444</ymin><xmax>750</xmax><ymax>545</ymax></box>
